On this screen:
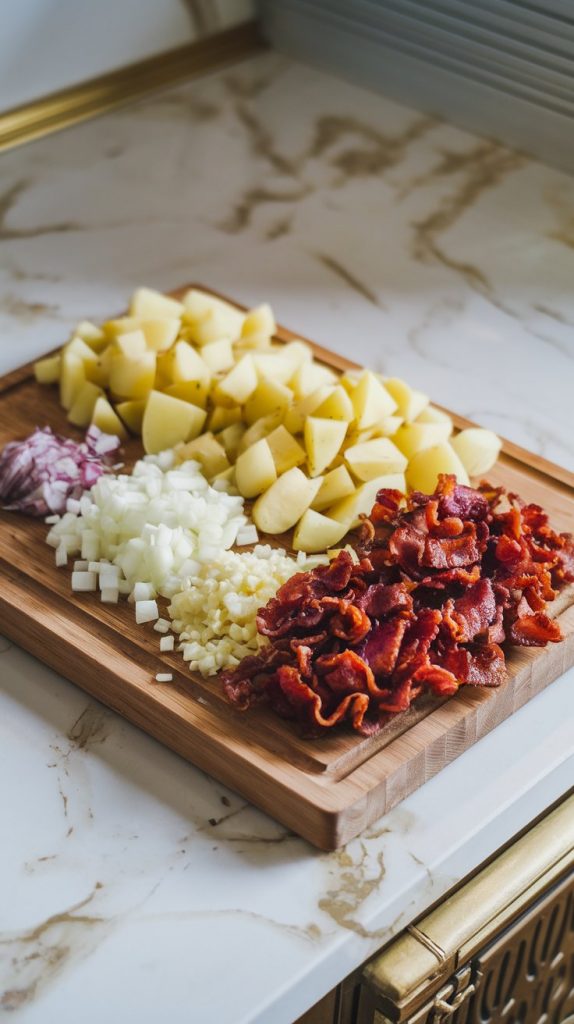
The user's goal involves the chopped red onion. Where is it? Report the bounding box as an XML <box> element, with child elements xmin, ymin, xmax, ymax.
<box><xmin>0</xmin><ymin>426</ymin><xmax>121</xmax><ymax>516</ymax></box>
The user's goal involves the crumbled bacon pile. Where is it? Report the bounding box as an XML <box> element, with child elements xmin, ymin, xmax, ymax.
<box><xmin>222</xmin><ymin>475</ymin><xmax>574</xmax><ymax>737</ymax></box>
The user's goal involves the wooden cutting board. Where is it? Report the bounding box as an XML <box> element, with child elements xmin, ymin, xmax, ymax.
<box><xmin>1</xmin><ymin>284</ymin><xmax>573</xmax><ymax>850</ymax></box>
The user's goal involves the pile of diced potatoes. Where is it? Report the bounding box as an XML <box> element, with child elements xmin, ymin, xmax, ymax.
<box><xmin>34</xmin><ymin>287</ymin><xmax>501</xmax><ymax>553</ymax></box>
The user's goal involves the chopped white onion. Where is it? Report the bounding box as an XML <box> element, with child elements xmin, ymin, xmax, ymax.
<box><xmin>155</xmin><ymin>673</ymin><xmax>173</xmax><ymax>683</ymax></box>
<box><xmin>153</xmin><ymin>618</ymin><xmax>170</xmax><ymax>634</ymax></box>
<box><xmin>71</xmin><ymin>571</ymin><xmax>97</xmax><ymax>592</ymax></box>
<box><xmin>236</xmin><ymin>524</ymin><xmax>259</xmax><ymax>546</ymax></box>
<box><xmin>101</xmin><ymin>586</ymin><xmax>119</xmax><ymax>603</ymax></box>
<box><xmin>135</xmin><ymin>599</ymin><xmax>159</xmax><ymax>624</ymax></box>
<box><xmin>160</xmin><ymin>635</ymin><xmax>174</xmax><ymax>652</ymax></box>
<box><xmin>55</xmin><ymin>544</ymin><xmax>68</xmax><ymax>567</ymax></box>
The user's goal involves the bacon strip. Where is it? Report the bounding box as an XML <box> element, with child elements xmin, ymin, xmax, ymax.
<box><xmin>222</xmin><ymin>474</ymin><xmax>573</xmax><ymax>736</ymax></box>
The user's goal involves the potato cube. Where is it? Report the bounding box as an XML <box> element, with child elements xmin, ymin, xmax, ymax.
<box><xmin>252</xmin><ymin>468</ymin><xmax>322</xmax><ymax>535</ymax></box>
<box><xmin>415</xmin><ymin>406</ymin><xmax>453</xmax><ymax>431</ymax></box>
<box><xmin>281</xmin><ymin>339</ymin><xmax>312</xmax><ymax>368</ymax></box>
<box><xmin>253</xmin><ymin>352</ymin><xmax>295</xmax><ymax>385</ymax></box>
<box><xmin>265</xmin><ymin>425</ymin><xmax>306</xmax><ymax>474</ymax></box>
<box><xmin>339</xmin><ymin>370</ymin><xmax>361</xmax><ymax>394</ymax></box>
<box><xmin>208</xmin><ymin>405</ymin><xmax>242</xmax><ymax>432</ymax></box>
<box><xmin>406</xmin><ymin>443</ymin><xmax>470</xmax><ymax>492</ymax></box>
<box><xmin>142</xmin><ymin>391</ymin><xmax>206</xmax><ymax>454</ymax></box>
<box><xmin>235</xmin><ymin>439</ymin><xmax>277</xmax><ymax>498</ymax></box>
<box><xmin>238</xmin><ymin>412</ymin><xmax>284</xmax><ymax>453</ymax></box>
<box><xmin>68</xmin><ymin>381</ymin><xmax>103</xmax><ymax>428</ymax></box>
<box><xmin>34</xmin><ymin>354</ymin><xmax>61</xmax><ymax>384</ymax></box>
<box><xmin>60</xmin><ymin>351</ymin><xmax>85</xmax><ymax>410</ymax></box>
<box><xmin>216</xmin><ymin>354</ymin><xmax>258</xmax><ymax>404</ymax></box>
<box><xmin>352</xmin><ymin>371</ymin><xmax>397</xmax><ymax>428</ymax></box>
<box><xmin>164</xmin><ymin>380</ymin><xmax>210</xmax><ymax>409</ymax></box>
<box><xmin>371</xmin><ymin>414</ymin><xmax>404</xmax><ymax>437</ymax></box>
<box><xmin>304</xmin><ymin>417</ymin><xmax>347</xmax><ymax>477</ymax></box>
<box><xmin>243</xmin><ymin>378</ymin><xmax>292</xmax><ymax>425</ymax></box>
<box><xmin>293</xmin><ymin>510</ymin><xmax>349</xmax><ymax>553</ymax></box>
<box><xmin>109</xmin><ymin>352</ymin><xmax>156</xmax><ymax>399</ymax></box>
<box><xmin>139</xmin><ymin>318</ymin><xmax>180</xmax><ymax>352</ymax></box>
<box><xmin>329</xmin><ymin>473</ymin><xmax>406</xmax><ymax>527</ymax></box>
<box><xmin>182</xmin><ymin>290</ymin><xmax>244</xmax><ymax>340</ymax></box>
<box><xmin>113</xmin><ymin>330</ymin><xmax>147</xmax><ymax>358</ymax></box>
<box><xmin>283</xmin><ymin>385</ymin><xmax>334</xmax><ymax>434</ymax></box>
<box><xmin>115</xmin><ymin>399</ymin><xmax>147</xmax><ymax>435</ymax></box>
<box><xmin>64</xmin><ymin>336</ymin><xmax>98</xmax><ymax>368</ymax></box>
<box><xmin>168</xmin><ymin>341</ymin><xmax>211</xmax><ymax>386</ymax></box>
<box><xmin>75</xmin><ymin>321</ymin><xmax>107</xmax><ymax>351</ymax></box>
<box><xmin>130</xmin><ymin>287</ymin><xmax>184</xmax><ymax>319</ymax></box>
<box><xmin>200</xmin><ymin>338</ymin><xmax>235</xmax><ymax>373</ymax></box>
<box><xmin>384</xmin><ymin>378</ymin><xmax>429</xmax><ymax>422</ymax></box>
<box><xmin>91</xmin><ymin>396</ymin><xmax>127</xmax><ymax>440</ymax></box>
<box><xmin>178</xmin><ymin>432</ymin><xmax>229</xmax><ymax>478</ymax></box>
<box><xmin>103</xmin><ymin>316</ymin><xmax>141</xmax><ymax>338</ymax></box>
<box><xmin>344</xmin><ymin>438</ymin><xmax>407</xmax><ymax>481</ymax></box>
<box><xmin>218</xmin><ymin>422</ymin><xmax>246</xmax><ymax>460</ymax></box>
<box><xmin>393</xmin><ymin>422</ymin><xmax>452</xmax><ymax>459</ymax></box>
<box><xmin>311</xmin><ymin>465</ymin><xmax>355</xmax><ymax>511</ymax></box>
<box><xmin>85</xmin><ymin>345</ymin><xmax>112</xmax><ymax>388</ymax></box>
<box><xmin>313</xmin><ymin>385</ymin><xmax>355</xmax><ymax>422</ymax></box>
<box><xmin>290</xmin><ymin>361</ymin><xmax>337</xmax><ymax>399</ymax></box>
<box><xmin>451</xmin><ymin>428</ymin><xmax>501</xmax><ymax>476</ymax></box>
<box><xmin>241</xmin><ymin>303</ymin><xmax>275</xmax><ymax>339</ymax></box>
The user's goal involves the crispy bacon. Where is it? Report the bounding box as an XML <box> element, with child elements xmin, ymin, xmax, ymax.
<box><xmin>221</xmin><ymin>475</ymin><xmax>573</xmax><ymax>736</ymax></box>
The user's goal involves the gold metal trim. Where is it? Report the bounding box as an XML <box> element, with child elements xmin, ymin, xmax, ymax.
<box><xmin>0</xmin><ymin>20</ymin><xmax>265</xmax><ymax>154</ymax></box>
<box><xmin>363</xmin><ymin>792</ymin><xmax>574</xmax><ymax>1010</ymax></box>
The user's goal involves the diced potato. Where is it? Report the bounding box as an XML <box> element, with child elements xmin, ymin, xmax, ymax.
<box><xmin>64</xmin><ymin>336</ymin><xmax>98</xmax><ymax>367</ymax></box>
<box><xmin>393</xmin><ymin>422</ymin><xmax>453</xmax><ymax>459</ymax></box>
<box><xmin>241</xmin><ymin>303</ymin><xmax>275</xmax><ymax>339</ymax></box>
<box><xmin>238</xmin><ymin>412</ymin><xmax>284</xmax><ymax>453</ymax></box>
<box><xmin>168</xmin><ymin>341</ymin><xmax>211</xmax><ymax>387</ymax></box>
<box><xmin>216</xmin><ymin>354</ymin><xmax>258</xmax><ymax>405</ymax></box>
<box><xmin>113</xmin><ymin>330</ymin><xmax>147</xmax><ymax>358</ymax></box>
<box><xmin>406</xmin><ymin>443</ymin><xmax>470</xmax><ymax>492</ymax></box>
<box><xmin>339</xmin><ymin>371</ymin><xmax>361</xmax><ymax>394</ymax></box>
<box><xmin>200</xmin><ymin>338</ymin><xmax>234</xmax><ymax>373</ymax></box>
<box><xmin>34</xmin><ymin>354</ymin><xmax>61</xmax><ymax>384</ymax></box>
<box><xmin>344</xmin><ymin>438</ymin><xmax>407</xmax><ymax>481</ymax></box>
<box><xmin>344</xmin><ymin>426</ymin><xmax>377</xmax><ymax>448</ymax></box>
<box><xmin>283</xmin><ymin>385</ymin><xmax>334</xmax><ymax>434</ymax></box>
<box><xmin>178</xmin><ymin>432</ymin><xmax>229</xmax><ymax>478</ymax></box>
<box><xmin>103</xmin><ymin>316</ymin><xmax>141</xmax><ymax>338</ymax></box>
<box><xmin>68</xmin><ymin>381</ymin><xmax>103</xmax><ymax>428</ymax></box>
<box><xmin>91</xmin><ymin>396</ymin><xmax>127</xmax><ymax>440</ymax></box>
<box><xmin>109</xmin><ymin>352</ymin><xmax>156</xmax><ymax>399</ymax></box>
<box><xmin>243</xmin><ymin>378</ymin><xmax>292</xmax><ymax>426</ymax></box>
<box><xmin>304</xmin><ymin>417</ymin><xmax>347</xmax><ymax>477</ymax></box>
<box><xmin>265</xmin><ymin>425</ymin><xmax>306</xmax><ymax>474</ymax></box>
<box><xmin>451</xmin><ymin>428</ymin><xmax>501</xmax><ymax>476</ymax></box>
<box><xmin>352</xmin><ymin>370</ymin><xmax>397</xmax><ymax>428</ymax></box>
<box><xmin>235</xmin><ymin>439</ymin><xmax>277</xmax><ymax>498</ymax></box>
<box><xmin>85</xmin><ymin>345</ymin><xmax>112</xmax><ymax>388</ymax></box>
<box><xmin>252</xmin><ymin>352</ymin><xmax>295</xmax><ymax>385</ymax></box>
<box><xmin>235</xmin><ymin>330</ymin><xmax>273</xmax><ymax>352</ymax></box>
<box><xmin>329</xmin><ymin>473</ymin><xmax>406</xmax><ymax>528</ymax></box>
<box><xmin>371</xmin><ymin>414</ymin><xmax>404</xmax><ymax>437</ymax></box>
<box><xmin>115</xmin><ymin>399</ymin><xmax>147</xmax><ymax>434</ymax></box>
<box><xmin>182</xmin><ymin>290</ymin><xmax>244</xmax><ymax>340</ymax></box>
<box><xmin>293</xmin><ymin>509</ymin><xmax>348</xmax><ymax>553</ymax></box>
<box><xmin>313</xmin><ymin>385</ymin><xmax>355</xmax><ymax>422</ymax></box>
<box><xmin>281</xmin><ymin>339</ymin><xmax>312</xmax><ymax>369</ymax></box>
<box><xmin>130</xmin><ymin>287</ymin><xmax>184</xmax><ymax>319</ymax></box>
<box><xmin>75</xmin><ymin>321</ymin><xmax>107</xmax><ymax>352</ymax></box>
<box><xmin>252</xmin><ymin>468</ymin><xmax>322</xmax><ymax>535</ymax></box>
<box><xmin>60</xmin><ymin>351</ymin><xmax>85</xmax><ymax>410</ymax></box>
<box><xmin>208</xmin><ymin>405</ymin><xmax>242</xmax><ymax>432</ymax></box>
<box><xmin>311</xmin><ymin>465</ymin><xmax>355</xmax><ymax>511</ymax></box>
<box><xmin>218</xmin><ymin>422</ymin><xmax>245</xmax><ymax>460</ymax></box>
<box><xmin>415</xmin><ymin>407</ymin><xmax>453</xmax><ymax>434</ymax></box>
<box><xmin>139</xmin><ymin>318</ymin><xmax>180</xmax><ymax>353</ymax></box>
<box><xmin>142</xmin><ymin>390</ymin><xmax>206</xmax><ymax>454</ymax></box>
<box><xmin>164</xmin><ymin>380</ymin><xmax>210</xmax><ymax>409</ymax></box>
<box><xmin>384</xmin><ymin>378</ymin><xmax>429</xmax><ymax>422</ymax></box>
<box><xmin>212</xmin><ymin>466</ymin><xmax>236</xmax><ymax>492</ymax></box>
<box><xmin>290</xmin><ymin>361</ymin><xmax>337</xmax><ymax>399</ymax></box>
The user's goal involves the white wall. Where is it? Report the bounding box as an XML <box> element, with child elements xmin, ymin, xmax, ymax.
<box><xmin>0</xmin><ymin>0</ymin><xmax>255</xmax><ymax>111</ymax></box>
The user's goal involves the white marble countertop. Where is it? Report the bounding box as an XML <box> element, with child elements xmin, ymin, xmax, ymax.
<box><xmin>1</xmin><ymin>51</ymin><xmax>573</xmax><ymax>1024</ymax></box>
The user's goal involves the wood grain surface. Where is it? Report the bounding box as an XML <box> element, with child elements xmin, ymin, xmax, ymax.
<box><xmin>0</xmin><ymin>284</ymin><xmax>572</xmax><ymax>849</ymax></box>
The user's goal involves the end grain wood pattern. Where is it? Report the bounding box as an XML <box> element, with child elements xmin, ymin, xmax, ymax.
<box><xmin>0</xmin><ymin>284</ymin><xmax>573</xmax><ymax>850</ymax></box>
